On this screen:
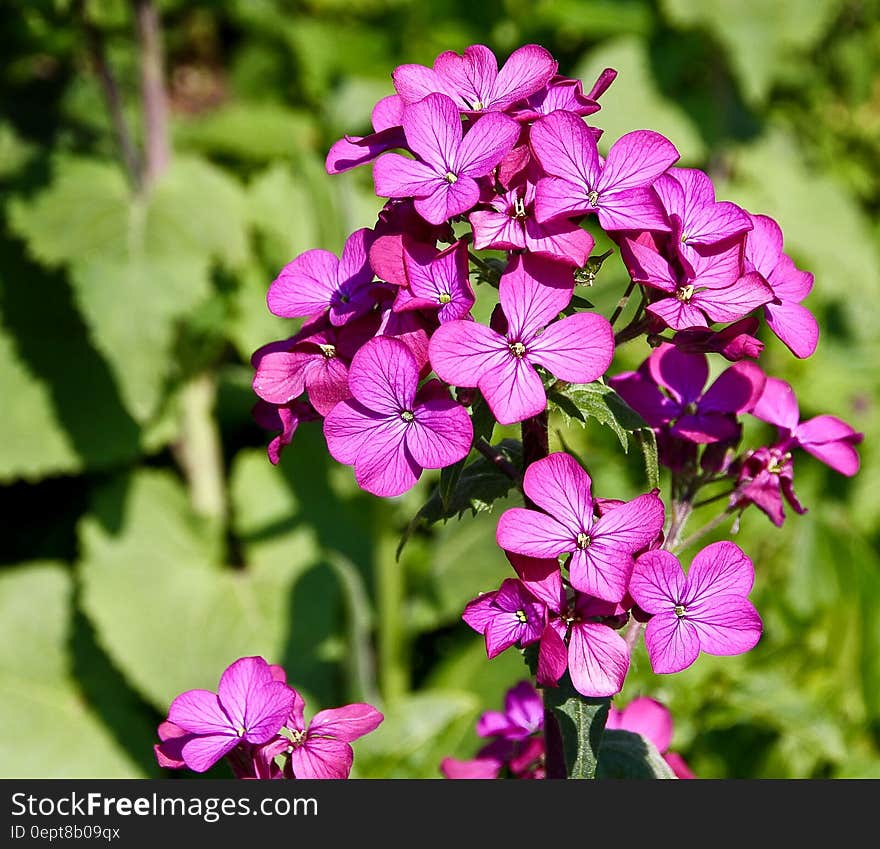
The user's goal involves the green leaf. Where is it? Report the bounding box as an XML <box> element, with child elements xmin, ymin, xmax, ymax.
<box><xmin>543</xmin><ymin>674</ymin><xmax>610</xmax><ymax>779</ymax></box>
<box><xmin>597</xmin><ymin>729</ymin><xmax>678</xmax><ymax>779</ymax></box>
<box><xmin>550</xmin><ymin>380</ymin><xmax>661</xmax><ymax>488</ymax></box>
<box><xmin>439</xmin><ymin>394</ymin><xmax>496</xmax><ymax>514</ymax></box>
<box><xmin>80</xmin><ymin>468</ymin><xmax>321</xmax><ymax>711</ymax></box>
<box><xmin>0</xmin><ymin>563</ymin><xmax>146</xmax><ymax>777</ymax></box>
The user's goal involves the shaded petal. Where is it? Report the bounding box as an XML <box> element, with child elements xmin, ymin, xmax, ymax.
<box><xmin>217</xmin><ymin>657</ymin><xmax>276</xmax><ymax>730</ymax></box>
<box><xmin>751</xmin><ymin>376</ymin><xmax>799</xmax><ymax>432</ymax></box>
<box><xmin>168</xmin><ymin>689</ymin><xmax>231</xmax><ymax>736</ymax></box>
<box><xmin>527</xmin><ymin>312</ymin><xmax>614</xmax><ymax>383</ymax></box>
<box><xmin>647</xmin><ymin>297</ymin><xmax>708</xmax><ymax>330</ymax></box>
<box><xmin>521</xmin><ymin>451</ymin><xmax>592</xmax><ymax>534</ymax></box>
<box><xmin>289</xmin><ymin>737</ymin><xmax>354</xmax><ymax>779</ymax></box>
<box><xmin>373</xmin><ymin>153</ymin><xmax>441</xmax><ymax>199</ymax></box>
<box><xmin>567</xmin><ymin>623</ymin><xmax>629</xmax><ymax>697</ymax></box>
<box><xmin>609</xmin><ymin>697</ymin><xmax>673</xmax><ymax>753</ymax></box>
<box><xmin>629</xmin><ymin>550</ymin><xmax>686</xmax><ymax>615</ymax></box>
<box><xmin>687</xmin><ymin>201</ymin><xmax>751</xmax><ymax>248</ymax></box>
<box><xmin>462</xmin><ymin>594</ymin><xmax>496</xmax><ymax>635</ymax></box>
<box><xmin>496</xmin><ymin>506</ymin><xmax>573</xmax><ymax>558</ymax></box>
<box><xmin>693</xmin><ymin>272</ymin><xmax>774</xmax><ymax>323</ymax></box>
<box><xmin>500</xmin><ymin>253</ymin><xmax>574</xmax><ymax>339</ymax></box>
<box><xmin>309</xmin><ymin>704</ymin><xmax>383</xmax><ymax>742</ymax></box>
<box><xmin>252</xmin><ymin>351</ymin><xmax>310</xmax><ymax>404</ymax></box>
<box><xmin>324</xmin><ymin>400</ymin><xmax>393</xmax><ymax>465</ymax></box>
<box><xmin>267</xmin><ymin>250</ymin><xmax>338</xmax><ymax>318</ymax></box>
<box><xmin>765</xmin><ymin>301</ymin><xmax>819</xmax><ymax>359</ymax></box>
<box><xmin>338</xmin><ymin>228</ymin><xmax>374</xmax><ymax>285</ymax></box>
<box><xmin>684</xmin><ymin>541</ymin><xmax>755</xmax><ymax>607</ymax></box>
<box><xmin>670</xmin><ymin>413</ymin><xmax>739</xmax><ymax>444</ymax></box>
<box><xmin>644</xmin><ymin>615</ymin><xmax>700</xmax><ymax>674</ymax></box>
<box><xmin>529</xmin><ymin>109</ymin><xmax>599</xmax><ymax>189</ymax></box>
<box><xmin>597</xmin><ymin>131</ymin><xmax>680</xmax><ymax>194</ymax></box>
<box><xmin>471</xmin><ymin>208</ymin><xmax>526</xmax><ymax>251</ymax></box>
<box><xmin>533</xmin><ymin>176</ymin><xmax>592</xmax><ymax>223</ymax></box>
<box><xmin>180</xmin><ymin>734</ymin><xmax>240</xmax><ymax>773</ymax></box>
<box><xmin>607</xmin><ymin>370</ymin><xmax>677</xmax><ymax>428</ymax></box>
<box><xmin>348</xmin><ymin>336</ymin><xmax>418</xmax><ymax>414</ymax></box>
<box><xmin>406</xmin><ymin>399</ymin><xmax>473</xmax><ymax>469</ymax></box>
<box><xmin>354</xmin><ymin>423</ymin><xmax>421</xmax><ymax>497</ymax></box>
<box><xmin>393</xmin><ymin>63</ymin><xmax>458</xmax><ymax>103</ymax></box>
<box><xmin>506</xmin><ymin>552</ymin><xmax>563</xmax><ymax>610</ymax></box>
<box><xmin>623</xmin><ymin>237</ymin><xmax>677</xmax><ymax>292</ymax></box>
<box><xmin>414</xmin><ymin>176</ymin><xmax>480</xmax><ymax>225</ymax></box>
<box><xmin>491</xmin><ymin>44</ymin><xmax>557</xmax><ymax>108</ymax></box>
<box><xmin>241</xmin><ymin>682</ymin><xmax>297</xmax><ymax>745</ymax></box>
<box><xmin>648</xmin><ymin>343</ymin><xmax>707</xmax><ymax>405</ymax></box>
<box><xmin>524</xmin><ymin>216</ymin><xmax>595</xmax><ymax>267</ymax></box>
<box><xmin>455</xmin><ymin>113</ymin><xmax>520</xmax><ymax>177</ymax></box>
<box><xmin>567</xmin><ymin>545</ymin><xmax>633</xmax><ymax>603</ymax></box>
<box><xmin>700</xmin><ymin>361</ymin><xmax>766</xmax><ymax>414</ymax></box>
<box><xmin>796</xmin><ymin>416</ymin><xmax>863</xmax><ymax>476</ymax></box>
<box><xmin>537</xmin><ymin>623</ymin><xmax>569</xmax><ymax>686</ymax></box>
<box><xmin>429</xmin><ymin>320</ymin><xmax>508</xmax><ymax>387</ymax></box>
<box><xmin>598</xmin><ymin>187</ymin><xmax>672</xmax><ymax>232</ymax></box>
<box><xmin>325</xmin><ymin>126</ymin><xmax>406</xmax><ymax>175</ymax></box>
<box><xmin>503</xmin><ymin>681</ymin><xmax>544</xmax><ymax>734</ymax></box>
<box><xmin>479</xmin><ymin>354</ymin><xmax>547</xmax><ymax>425</ymax></box>
<box><xmin>305</xmin><ymin>356</ymin><xmax>351</xmax><ymax>416</ymax></box>
<box><xmin>372</xmin><ymin>94</ymin><xmax>405</xmax><ymax>132</ymax></box>
<box><xmin>687</xmin><ymin>596</ymin><xmax>762</xmax><ymax>656</ymax></box>
<box><xmin>402</xmin><ymin>93</ymin><xmax>462</xmax><ymax>172</ymax></box>
<box><xmin>485</xmin><ymin>612</ymin><xmax>537</xmax><ymax>658</ymax></box>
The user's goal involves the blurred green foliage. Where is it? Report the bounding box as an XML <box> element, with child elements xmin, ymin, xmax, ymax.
<box><xmin>0</xmin><ymin>0</ymin><xmax>877</xmax><ymax>778</ymax></box>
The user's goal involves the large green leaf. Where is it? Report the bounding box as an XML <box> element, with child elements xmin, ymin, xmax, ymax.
<box><xmin>0</xmin><ymin>563</ymin><xmax>147</xmax><ymax>777</ymax></box>
<box><xmin>597</xmin><ymin>729</ymin><xmax>678</xmax><ymax>779</ymax></box>
<box><xmin>79</xmin><ymin>468</ymin><xmax>322</xmax><ymax>711</ymax></box>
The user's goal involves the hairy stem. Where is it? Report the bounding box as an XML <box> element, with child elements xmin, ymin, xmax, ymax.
<box><xmin>133</xmin><ymin>0</ymin><xmax>170</xmax><ymax>188</ymax></box>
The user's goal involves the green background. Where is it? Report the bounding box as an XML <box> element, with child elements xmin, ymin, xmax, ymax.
<box><xmin>1</xmin><ymin>0</ymin><xmax>878</xmax><ymax>778</ymax></box>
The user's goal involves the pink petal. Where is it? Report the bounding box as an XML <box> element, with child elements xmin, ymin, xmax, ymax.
<box><xmin>670</xmin><ymin>413</ymin><xmax>739</xmax><ymax>444</ymax></box>
<box><xmin>496</xmin><ymin>506</ymin><xmax>574</xmax><ymax>559</ymax></box>
<box><xmin>324</xmin><ymin>400</ymin><xmax>393</xmax><ymax>465</ymax></box>
<box><xmin>502</xmin><ymin>681</ymin><xmax>544</xmax><ymax>734</ymax></box>
<box><xmin>490</xmin><ymin>44</ymin><xmax>557</xmax><ymax>108</ymax></box>
<box><xmin>440</xmin><ymin>757</ymin><xmax>502</xmax><ymax>779</ymax></box>
<box><xmin>527</xmin><ymin>312</ymin><xmax>614</xmax><ymax>383</ymax></box>
<box><xmin>429</xmin><ymin>320</ymin><xmax>508</xmax><ymax>387</ymax></box>
<box><xmin>267</xmin><ymin>249</ymin><xmax>338</xmax><ymax>318</ymax></box>
<box><xmin>684</xmin><ymin>541</ymin><xmax>755</xmax><ymax>607</ymax></box>
<box><xmin>567</xmin><ymin>623</ymin><xmax>629</xmax><ymax>697</ymax></box>
<box><xmin>338</xmin><ymin>227</ymin><xmax>374</xmax><ymax>284</ymax></box>
<box><xmin>567</xmin><ymin>546</ymin><xmax>633</xmax><ymax>604</ymax></box>
<box><xmin>768</xmin><ymin>254</ymin><xmax>813</xmax><ymax>301</ymax></box>
<box><xmin>533</xmin><ymin>176</ymin><xmax>592</xmax><ymax>223</ymax></box>
<box><xmin>506</xmin><ymin>552</ymin><xmax>563</xmax><ymax>610</ymax></box>
<box><xmin>693</xmin><ymin>272</ymin><xmax>774</xmax><ymax>323</ymax></box>
<box><xmin>796</xmin><ymin>416</ymin><xmax>863</xmax><ymax>476</ymax></box>
<box><xmin>629</xmin><ymin>550</ymin><xmax>687</xmax><ymax>615</ymax></box>
<box><xmin>252</xmin><ymin>351</ymin><xmax>310</xmax><ymax>404</ymax></box>
<box><xmin>456</xmin><ymin>112</ymin><xmax>521</xmax><ymax>177</ymax></box>
<box><xmin>289</xmin><ymin>737</ymin><xmax>354</xmax><ymax>779</ymax></box>
<box><xmin>648</xmin><ymin>342</ymin><xmax>707</xmax><ymax>405</ymax></box>
<box><xmin>471</xmin><ymin>208</ymin><xmax>526</xmax><ymax>251</ymax></box>
<box><xmin>745</xmin><ymin>214</ymin><xmax>783</xmax><ymax>277</ymax></box>
<box><xmin>623</xmin><ymin>237</ymin><xmax>677</xmax><ymax>292</ymax></box>
<box><xmin>372</xmin><ymin>95</ymin><xmax>405</xmax><ymax>132</ymax></box>
<box><xmin>168</xmin><ymin>689</ymin><xmax>231</xmax><ymax>736</ymax></box>
<box><xmin>529</xmin><ymin>109</ymin><xmax>599</xmax><ymax>190</ymax></box>
<box><xmin>373</xmin><ymin>153</ymin><xmax>441</xmax><ymax>199</ymax></box>
<box><xmin>597</xmin><ymin>187</ymin><xmax>671</xmax><ymax>232</ymax></box>
<box><xmin>598</xmin><ymin>130</ymin><xmax>679</xmax><ymax>194</ymax></box>
<box><xmin>370</xmin><ymin>233</ymin><xmax>409</xmax><ymax>286</ymax></box>
<box><xmin>751</xmin><ymin>376</ymin><xmax>799</xmax><ymax>431</ymax></box>
<box><xmin>664</xmin><ymin>751</ymin><xmax>696</xmax><ymax>779</ymax></box>
<box><xmin>217</xmin><ymin>657</ymin><xmax>284</xmax><ymax>737</ymax></box>
<box><xmin>522</xmin><ymin>452</ymin><xmax>592</xmax><ymax>534</ymax></box>
<box><xmin>305</xmin><ymin>356</ymin><xmax>351</xmax><ymax>416</ymax></box>
<box><xmin>687</xmin><ymin>201</ymin><xmax>751</xmax><ymax>248</ymax></box>
<box><xmin>537</xmin><ymin>622</ymin><xmax>569</xmax><ymax>686</ymax></box>
<box><xmin>480</xmin><ymin>355</ymin><xmax>548</xmax><ymax>425</ymax></box>
<box><xmin>687</xmin><ymin>596</ymin><xmax>762</xmax><ymax>657</ymax></box>
<box><xmin>402</xmin><ymin>93</ymin><xmax>462</xmax><ymax>172</ymax></box>
<box><xmin>610</xmin><ymin>697</ymin><xmax>673</xmax><ymax>753</ymax></box>
<box><xmin>499</xmin><ymin>253</ymin><xmax>574</xmax><ymax>339</ymax></box>
<box><xmin>348</xmin><ymin>336</ymin><xmax>418</xmax><ymax>414</ymax></box>
<box><xmin>414</xmin><ymin>176</ymin><xmax>480</xmax><ymax>225</ymax></box>
<box><xmin>647</xmin><ymin>297</ymin><xmax>709</xmax><ymax>330</ymax></box>
<box><xmin>393</xmin><ymin>63</ymin><xmax>458</xmax><ymax>103</ymax></box>
<box><xmin>406</xmin><ymin>399</ymin><xmax>473</xmax><ymax>469</ymax></box>
<box><xmin>764</xmin><ymin>301</ymin><xmax>819</xmax><ymax>359</ymax></box>
<box><xmin>524</xmin><ymin>216</ymin><xmax>595</xmax><ymax>267</ymax></box>
<box><xmin>241</xmin><ymin>682</ymin><xmax>297</xmax><ymax>745</ymax></box>
<box><xmin>325</xmin><ymin>126</ymin><xmax>406</xmax><ymax>175</ymax></box>
<box><xmin>607</xmin><ymin>370</ymin><xmax>678</xmax><ymax>428</ymax></box>
<box><xmin>592</xmin><ymin>490</ymin><xmax>666</xmax><ymax>553</ymax></box>
<box><xmin>644</xmin><ymin>614</ymin><xmax>701</xmax><ymax>674</ymax></box>
<box><xmin>434</xmin><ymin>45</ymin><xmax>497</xmax><ymax>109</ymax></box>
<box><xmin>180</xmin><ymin>734</ymin><xmax>240</xmax><ymax>773</ymax></box>
<box><xmin>462</xmin><ymin>594</ymin><xmax>497</xmax><ymax>635</ymax></box>
<box><xmin>353</xmin><ymin>420</ymin><xmax>421</xmax><ymax>497</ymax></box>
<box><xmin>688</xmin><ymin>241</ymin><xmax>744</xmax><ymax>289</ymax></box>
<box><xmin>700</xmin><ymin>360</ymin><xmax>766</xmax><ymax>414</ymax></box>
<box><xmin>309</xmin><ymin>704</ymin><xmax>383</xmax><ymax>742</ymax></box>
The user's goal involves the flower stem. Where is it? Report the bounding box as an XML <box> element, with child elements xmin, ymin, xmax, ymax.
<box><xmin>672</xmin><ymin>509</ymin><xmax>736</xmax><ymax>555</ymax></box>
<box><xmin>609</xmin><ymin>279</ymin><xmax>637</xmax><ymax>327</ymax></box>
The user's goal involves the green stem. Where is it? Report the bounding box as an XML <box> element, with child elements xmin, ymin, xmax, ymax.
<box><xmin>672</xmin><ymin>509</ymin><xmax>736</xmax><ymax>554</ymax></box>
<box><xmin>376</xmin><ymin>520</ymin><xmax>407</xmax><ymax>705</ymax></box>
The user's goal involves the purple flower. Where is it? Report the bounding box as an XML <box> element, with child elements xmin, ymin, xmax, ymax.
<box><xmin>165</xmin><ymin>656</ymin><xmax>297</xmax><ymax>773</ymax></box>
<box><xmin>373</xmin><ymin>93</ymin><xmax>520</xmax><ymax>225</ymax></box>
<box><xmin>609</xmin><ymin>342</ymin><xmax>766</xmax><ymax>444</ymax></box>
<box><xmin>629</xmin><ymin>542</ymin><xmax>763</xmax><ymax>674</ymax></box>
<box><xmin>476</xmin><ymin>681</ymin><xmax>544</xmax><ymax>741</ymax></box>
<box><xmin>267</xmin><ymin>228</ymin><xmax>376</xmax><ymax>327</ymax></box>
<box><xmin>323</xmin><ymin>336</ymin><xmax>473</xmax><ymax>497</ymax></box>
<box><xmin>672</xmin><ymin>316</ymin><xmax>764</xmax><ymax>362</ymax></box>
<box><xmin>606</xmin><ymin>697</ymin><xmax>694</xmax><ymax>779</ymax></box>
<box><xmin>469</xmin><ymin>178</ymin><xmax>595</xmax><ymax>267</ymax></box>
<box><xmin>730</xmin><ymin>445</ymin><xmax>805</xmax><ymax>527</ymax></box>
<box><xmin>623</xmin><ymin>236</ymin><xmax>773</xmax><ymax>330</ymax></box>
<box><xmin>393</xmin><ymin>44</ymin><xmax>557</xmax><ymax>114</ymax></box>
<box><xmin>462</xmin><ymin>578</ymin><xmax>546</xmax><ymax>658</ymax></box>
<box><xmin>428</xmin><ymin>255</ymin><xmax>614</xmax><ymax>425</ymax></box>
<box><xmin>392</xmin><ymin>238</ymin><xmax>475</xmax><ymax>322</ymax></box>
<box><xmin>529</xmin><ymin>110</ymin><xmax>679</xmax><ymax>231</ymax></box>
<box><xmin>744</xmin><ymin>213</ymin><xmax>819</xmax><ymax>359</ymax></box>
<box><xmin>325</xmin><ymin>94</ymin><xmax>406</xmax><ymax>174</ymax></box>
<box><xmin>267</xmin><ymin>692</ymin><xmax>383</xmax><ymax>780</ymax></box>
<box><xmin>751</xmin><ymin>376</ymin><xmax>863</xmax><ymax>476</ymax></box>
<box><xmin>496</xmin><ymin>452</ymin><xmax>665</xmax><ymax>602</ymax></box>
<box><xmin>251</xmin><ymin>399</ymin><xmax>318</xmax><ymax>465</ymax></box>
<box><xmin>509</xmin><ymin>70</ymin><xmax>613</xmax><ymax>121</ymax></box>
<box><xmin>653</xmin><ymin>167</ymin><xmax>752</xmax><ymax>261</ymax></box>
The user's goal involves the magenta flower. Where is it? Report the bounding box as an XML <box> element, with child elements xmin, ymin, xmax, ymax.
<box><xmin>623</xmin><ymin>236</ymin><xmax>773</xmax><ymax>330</ymax></box>
<box><xmin>653</xmin><ymin>167</ymin><xmax>752</xmax><ymax>260</ymax></box>
<box><xmin>476</xmin><ymin>681</ymin><xmax>544</xmax><ymax>741</ymax></box>
<box><xmin>609</xmin><ymin>342</ymin><xmax>765</xmax><ymax>444</ymax></box>
<box><xmin>267</xmin><ymin>228</ymin><xmax>376</xmax><ymax>327</ymax></box>
<box><xmin>606</xmin><ymin>697</ymin><xmax>695</xmax><ymax>779</ymax></box>
<box><xmin>744</xmin><ymin>213</ymin><xmax>819</xmax><ymax>358</ymax></box>
<box><xmin>373</xmin><ymin>93</ymin><xmax>520</xmax><ymax>225</ymax></box>
<box><xmin>470</xmin><ymin>178</ymin><xmax>596</xmax><ymax>267</ymax></box>
<box><xmin>751</xmin><ymin>377</ymin><xmax>863</xmax><ymax>476</ymax></box>
<box><xmin>462</xmin><ymin>578</ymin><xmax>546</xmax><ymax>658</ymax></box>
<box><xmin>165</xmin><ymin>656</ymin><xmax>297</xmax><ymax>773</ymax></box>
<box><xmin>393</xmin><ymin>43</ymin><xmax>557</xmax><ymax>114</ymax></box>
<box><xmin>730</xmin><ymin>444</ymin><xmax>805</xmax><ymax>527</ymax></box>
<box><xmin>325</xmin><ymin>94</ymin><xmax>406</xmax><ymax>174</ymax></box>
<box><xmin>252</xmin><ymin>399</ymin><xmax>318</xmax><ymax>465</ymax></box>
<box><xmin>672</xmin><ymin>316</ymin><xmax>764</xmax><ymax>362</ymax></box>
<box><xmin>509</xmin><ymin>70</ymin><xmax>614</xmax><ymax>121</ymax></box>
<box><xmin>267</xmin><ymin>691</ymin><xmax>383</xmax><ymax>780</ymax></box>
<box><xmin>496</xmin><ymin>452</ymin><xmax>665</xmax><ymax>602</ymax></box>
<box><xmin>529</xmin><ymin>110</ymin><xmax>679</xmax><ymax>231</ymax></box>
<box><xmin>629</xmin><ymin>542</ymin><xmax>763</xmax><ymax>674</ymax></box>
<box><xmin>323</xmin><ymin>336</ymin><xmax>472</xmax><ymax>497</ymax></box>
<box><xmin>392</xmin><ymin>239</ymin><xmax>475</xmax><ymax>322</ymax></box>
<box><xmin>429</xmin><ymin>255</ymin><xmax>614</xmax><ymax>425</ymax></box>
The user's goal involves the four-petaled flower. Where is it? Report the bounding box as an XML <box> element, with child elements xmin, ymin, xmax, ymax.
<box><xmin>392</xmin><ymin>238</ymin><xmax>475</xmax><ymax>322</ymax></box>
<box><xmin>462</xmin><ymin>578</ymin><xmax>546</xmax><ymax>658</ymax></box>
<box><xmin>629</xmin><ymin>542</ymin><xmax>763</xmax><ymax>674</ymax></box>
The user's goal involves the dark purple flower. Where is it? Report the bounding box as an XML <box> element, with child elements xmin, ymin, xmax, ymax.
<box><xmin>476</xmin><ymin>681</ymin><xmax>544</xmax><ymax>741</ymax></box>
<box><xmin>462</xmin><ymin>578</ymin><xmax>546</xmax><ymax>658</ymax></box>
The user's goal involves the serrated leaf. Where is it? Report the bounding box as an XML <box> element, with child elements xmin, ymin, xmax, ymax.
<box><xmin>597</xmin><ymin>729</ymin><xmax>678</xmax><ymax>779</ymax></box>
<box><xmin>0</xmin><ymin>563</ymin><xmax>147</xmax><ymax>777</ymax></box>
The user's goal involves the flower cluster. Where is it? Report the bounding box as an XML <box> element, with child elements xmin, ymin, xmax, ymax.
<box><xmin>155</xmin><ymin>656</ymin><xmax>382</xmax><ymax>779</ymax></box>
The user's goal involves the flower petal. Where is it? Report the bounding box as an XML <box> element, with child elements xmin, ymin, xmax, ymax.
<box><xmin>252</xmin><ymin>351</ymin><xmax>310</xmax><ymax>405</ymax></box>
<box><xmin>496</xmin><ymin>506</ymin><xmax>573</xmax><ymax>559</ymax></box>
<box><xmin>533</xmin><ymin>176</ymin><xmax>592</xmax><ymax>223</ymax></box>
<box><xmin>393</xmin><ymin>63</ymin><xmax>458</xmax><ymax>103</ymax></box>
<box><xmin>699</xmin><ymin>361</ymin><xmax>766</xmax><ymax>415</ymax></box>
<box><xmin>267</xmin><ymin>250</ymin><xmax>339</xmax><ymax>318</ymax></box>
<box><xmin>764</xmin><ymin>301</ymin><xmax>819</xmax><ymax>359</ymax></box>
<box><xmin>354</xmin><ymin>422</ymin><xmax>421</xmax><ymax>497</ymax></box>
<box><xmin>402</xmin><ymin>93</ymin><xmax>462</xmax><ymax>172</ymax></box>
<box><xmin>455</xmin><ymin>113</ymin><xmax>521</xmax><ymax>177</ymax></box>
<box><xmin>348</xmin><ymin>336</ymin><xmax>418</xmax><ymax>414</ymax></box>
<box><xmin>629</xmin><ymin>550</ymin><xmax>687</xmax><ymax>615</ymax></box>
<box><xmin>429</xmin><ymin>320</ymin><xmax>508</xmax><ymax>387</ymax></box>
<box><xmin>499</xmin><ymin>253</ymin><xmax>574</xmax><ymax>339</ymax></box>
<box><xmin>648</xmin><ymin>343</ymin><xmax>707</xmax><ymax>405</ymax></box>
<box><xmin>479</xmin><ymin>354</ymin><xmax>547</xmax><ymax>425</ymax></box>
<box><xmin>751</xmin><ymin>376</ymin><xmax>800</xmax><ymax>432</ymax></box>
<box><xmin>506</xmin><ymin>552</ymin><xmax>563</xmax><ymax>610</ymax></box>
<box><xmin>406</xmin><ymin>398</ymin><xmax>473</xmax><ymax>469</ymax></box>
<box><xmin>168</xmin><ymin>689</ymin><xmax>231</xmax><ymax>736</ymax></box>
<box><xmin>289</xmin><ymin>737</ymin><xmax>354</xmax><ymax>779</ymax></box>
<box><xmin>414</xmin><ymin>176</ymin><xmax>481</xmax><ymax>225</ymax></box>
<box><xmin>687</xmin><ymin>596</ymin><xmax>762</xmax><ymax>657</ymax></box>
<box><xmin>521</xmin><ymin>452</ymin><xmax>592</xmax><ymax>535</ymax></box>
<box><xmin>693</xmin><ymin>272</ymin><xmax>774</xmax><ymax>323</ymax></box>
<box><xmin>309</xmin><ymin>704</ymin><xmax>383</xmax><ymax>742</ymax></box>
<box><xmin>180</xmin><ymin>734</ymin><xmax>240</xmax><ymax>773</ymax></box>
<box><xmin>796</xmin><ymin>415</ymin><xmax>863</xmax><ymax>475</ymax></box>
<box><xmin>683</xmin><ymin>541</ymin><xmax>755</xmax><ymax>607</ymax></box>
<box><xmin>529</xmin><ymin>109</ymin><xmax>599</xmax><ymax>190</ymax></box>
<box><xmin>373</xmin><ymin>153</ymin><xmax>441</xmax><ymax>199</ymax></box>
<box><xmin>537</xmin><ymin>622</ymin><xmax>569</xmax><ymax>686</ymax></box>
<box><xmin>524</xmin><ymin>216</ymin><xmax>595</xmax><ymax>267</ymax></box>
<box><xmin>567</xmin><ymin>623</ymin><xmax>629</xmax><ymax>697</ymax></box>
<box><xmin>490</xmin><ymin>44</ymin><xmax>557</xmax><ymax>108</ymax></box>
<box><xmin>644</xmin><ymin>614</ymin><xmax>700</xmax><ymax>674</ymax></box>
<box><xmin>608</xmin><ymin>697</ymin><xmax>673</xmax><ymax>753</ymax></box>
<box><xmin>527</xmin><ymin>312</ymin><xmax>614</xmax><ymax>384</ymax></box>
<box><xmin>597</xmin><ymin>130</ymin><xmax>679</xmax><ymax>194</ymax></box>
